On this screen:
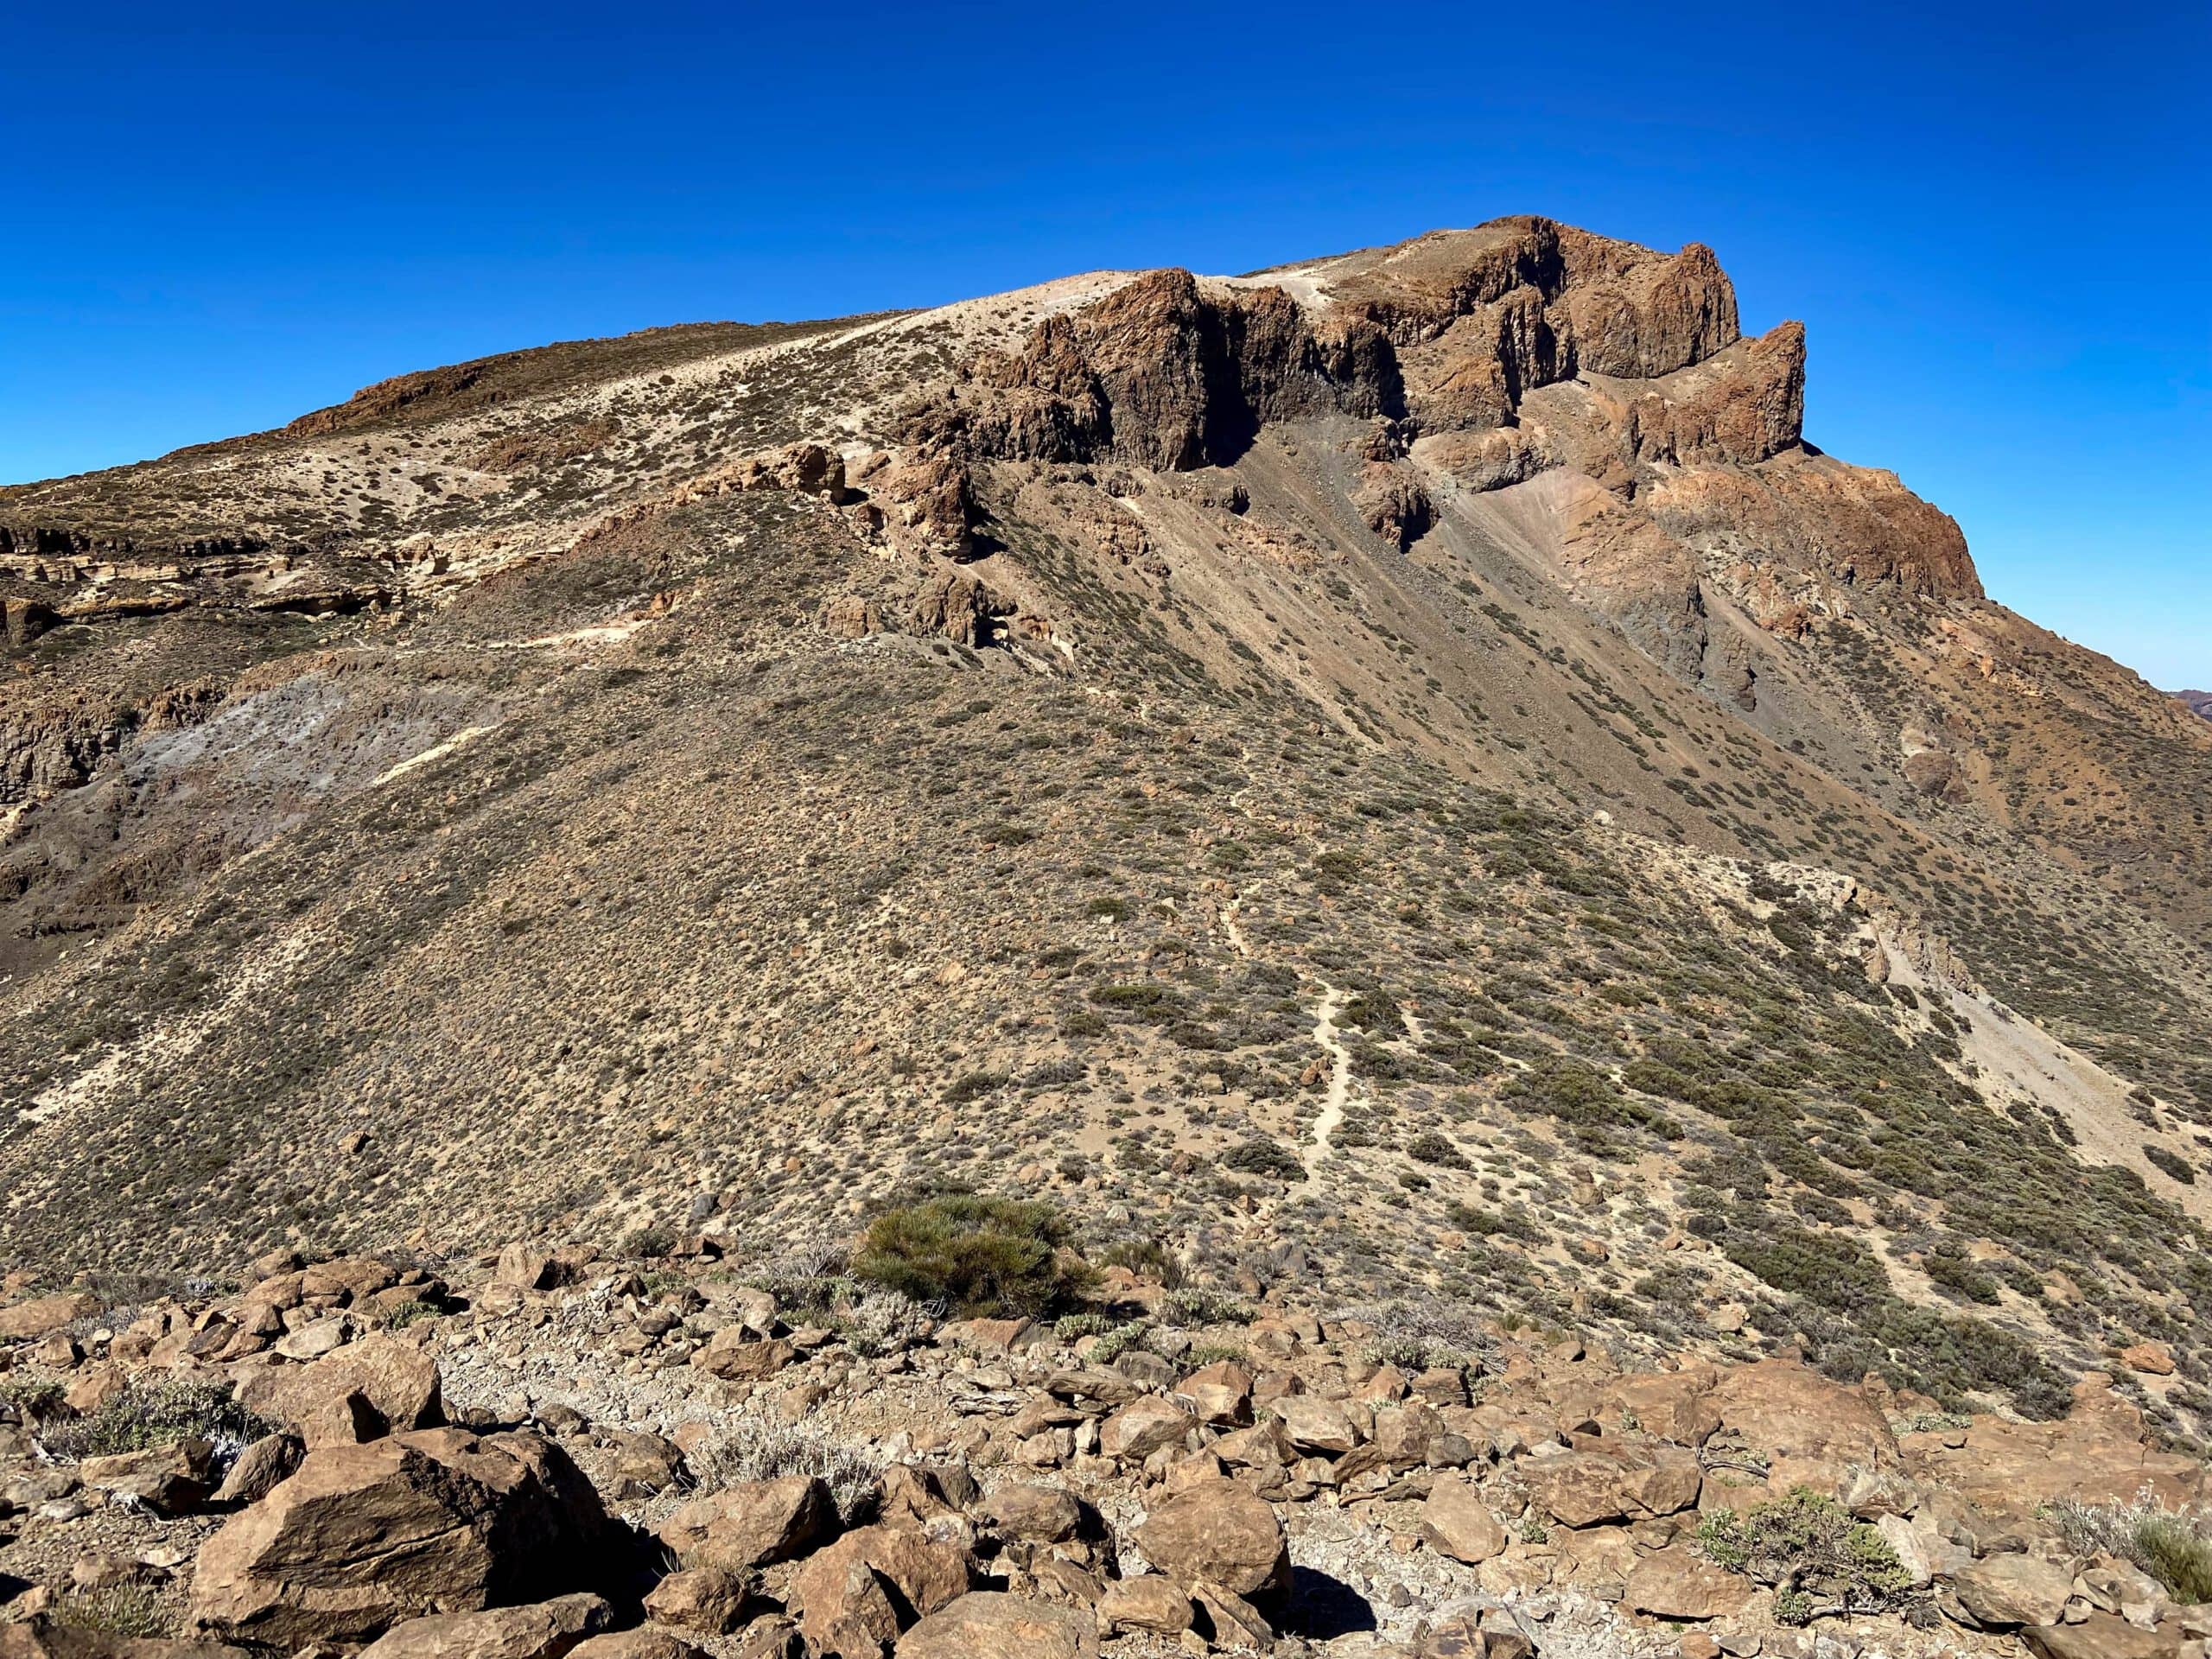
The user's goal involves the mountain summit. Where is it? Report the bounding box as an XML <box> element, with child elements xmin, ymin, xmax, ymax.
<box><xmin>3</xmin><ymin>218</ymin><xmax>2210</xmax><ymax>1438</ymax></box>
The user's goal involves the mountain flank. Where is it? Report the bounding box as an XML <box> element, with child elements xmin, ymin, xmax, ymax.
<box><xmin>2</xmin><ymin>216</ymin><xmax>2209</xmax><ymax>1486</ymax></box>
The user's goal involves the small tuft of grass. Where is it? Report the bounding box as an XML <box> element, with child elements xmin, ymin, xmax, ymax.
<box><xmin>2048</xmin><ymin>1495</ymin><xmax>2212</xmax><ymax>1603</ymax></box>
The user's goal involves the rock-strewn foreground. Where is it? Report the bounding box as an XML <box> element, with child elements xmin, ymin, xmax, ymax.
<box><xmin>3</xmin><ymin>218</ymin><xmax>2212</xmax><ymax>1654</ymax></box>
<box><xmin>2</xmin><ymin>1244</ymin><xmax>2209</xmax><ymax>1659</ymax></box>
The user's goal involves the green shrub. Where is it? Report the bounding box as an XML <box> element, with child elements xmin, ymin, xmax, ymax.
<box><xmin>1160</xmin><ymin>1287</ymin><xmax>1257</xmax><ymax>1326</ymax></box>
<box><xmin>0</xmin><ymin>1375</ymin><xmax>68</xmax><ymax>1421</ymax></box>
<box><xmin>1408</xmin><ymin>1130</ymin><xmax>1470</xmax><ymax>1168</ymax></box>
<box><xmin>1222</xmin><ymin>1137</ymin><xmax>1306</xmax><ymax>1182</ymax></box>
<box><xmin>1696</xmin><ymin>1489</ymin><xmax>1923</xmax><ymax>1624</ymax></box>
<box><xmin>1097</xmin><ymin>1236</ymin><xmax>1186</xmax><ymax>1288</ymax></box>
<box><xmin>853</xmin><ymin>1194</ymin><xmax>1093</xmax><ymax>1317</ymax></box>
<box><xmin>2145</xmin><ymin>1144</ymin><xmax>2196</xmax><ymax>1185</ymax></box>
<box><xmin>2048</xmin><ymin>1497</ymin><xmax>2212</xmax><ymax>1603</ymax></box>
<box><xmin>942</xmin><ymin>1070</ymin><xmax>1008</xmax><ymax>1106</ymax></box>
<box><xmin>41</xmin><ymin>1379</ymin><xmax>270</xmax><ymax>1462</ymax></box>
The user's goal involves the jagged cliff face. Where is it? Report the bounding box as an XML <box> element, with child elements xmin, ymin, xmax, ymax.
<box><xmin>5</xmin><ymin>219</ymin><xmax>2212</xmax><ymax>1436</ymax></box>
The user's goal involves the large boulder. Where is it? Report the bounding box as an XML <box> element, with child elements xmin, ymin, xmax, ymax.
<box><xmin>1907</xmin><ymin>1376</ymin><xmax>2206</xmax><ymax>1517</ymax></box>
<box><xmin>1130</xmin><ymin>1478</ymin><xmax>1287</xmax><ymax>1598</ymax></box>
<box><xmin>2024</xmin><ymin>1615</ymin><xmax>2183</xmax><ymax>1659</ymax></box>
<box><xmin>0</xmin><ymin>1294</ymin><xmax>98</xmax><ymax>1341</ymax></box>
<box><xmin>657</xmin><ymin>1478</ymin><xmax>836</xmax><ymax>1573</ymax></box>
<box><xmin>189</xmin><ymin>1429</ymin><xmax>608</xmax><ymax>1647</ymax></box>
<box><xmin>894</xmin><ymin>1593</ymin><xmax>1096</xmax><ymax>1659</ymax></box>
<box><xmin>1952</xmin><ymin>1555</ymin><xmax>2075</xmax><ymax>1629</ymax></box>
<box><xmin>357</xmin><ymin>1595</ymin><xmax>613</xmax><ymax>1659</ymax></box>
<box><xmin>1519</xmin><ymin>1444</ymin><xmax>1701</xmax><ymax>1528</ymax></box>
<box><xmin>1707</xmin><ymin>1359</ymin><xmax>1897</xmax><ymax>1469</ymax></box>
<box><xmin>1419</xmin><ymin>1475</ymin><xmax>1506</xmax><ymax>1563</ymax></box>
<box><xmin>232</xmin><ymin>1334</ymin><xmax>444</xmax><ymax>1446</ymax></box>
<box><xmin>790</xmin><ymin>1524</ymin><xmax>975</xmax><ymax>1655</ymax></box>
<box><xmin>1623</xmin><ymin>1548</ymin><xmax>1755</xmax><ymax>1620</ymax></box>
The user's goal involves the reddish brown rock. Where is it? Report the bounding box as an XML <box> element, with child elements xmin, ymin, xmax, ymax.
<box><xmin>1623</xmin><ymin>1548</ymin><xmax>1755</xmax><ymax>1620</ymax></box>
<box><xmin>356</xmin><ymin>1594</ymin><xmax>612</xmax><ymax>1659</ymax></box>
<box><xmin>1419</xmin><ymin>1474</ymin><xmax>1506</xmax><ymax>1563</ymax></box>
<box><xmin>0</xmin><ymin>1294</ymin><xmax>98</xmax><ymax>1341</ymax></box>
<box><xmin>189</xmin><ymin>1429</ymin><xmax>608</xmax><ymax>1647</ymax></box>
<box><xmin>657</xmin><ymin>1478</ymin><xmax>836</xmax><ymax>1573</ymax></box>
<box><xmin>1520</xmin><ymin>1443</ymin><xmax>1701</xmax><ymax>1529</ymax></box>
<box><xmin>1099</xmin><ymin>1395</ymin><xmax>1192</xmax><ymax>1461</ymax></box>
<box><xmin>893</xmin><ymin>1593</ymin><xmax>1096</xmax><ymax>1659</ymax></box>
<box><xmin>234</xmin><ymin>1333</ymin><xmax>444</xmax><ymax>1446</ymax></box>
<box><xmin>1095</xmin><ymin>1576</ymin><xmax>1192</xmax><ymax>1636</ymax></box>
<box><xmin>642</xmin><ymin>1567</ymin><xmax>750</xmax><ymax>1636</ymax></box>
<box><xmin>1131</xmin><ymin>1478</ymin><xmax>1287</xmax><ymax>1598</ymax></box>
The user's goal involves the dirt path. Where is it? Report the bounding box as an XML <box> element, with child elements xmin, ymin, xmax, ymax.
<box><xmin>1220</xmin><ymin>893</ymin><xmax>1252</xmax><ymax>958</ymax></box>
<box><xmin>1306</xmin><ymin>984</ymin><xmax>1353</xmax><ymax>1168</ymax></box>
<box><xmin>1212</xmin><ymin>791</ymin><xmax>1359</xmax><ymax>1180</ymax></box>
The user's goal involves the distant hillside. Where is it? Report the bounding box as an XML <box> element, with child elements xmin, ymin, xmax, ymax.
<box><xmin>6</xmin><ymin>217</ymin><xmax>2212</xmax><ymax>1441</ymax></box>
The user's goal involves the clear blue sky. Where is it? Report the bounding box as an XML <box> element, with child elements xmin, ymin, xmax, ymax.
<box><xmin>5</xmin><ymin>2</ymin><xmax>2207</xmax><ymax>687</ymax></box>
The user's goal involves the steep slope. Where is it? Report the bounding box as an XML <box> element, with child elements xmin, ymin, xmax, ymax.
<box><xmin>4</xmin><ymin>219</ymin><xmax>2210</xmax><ymax>1445</ymax></box>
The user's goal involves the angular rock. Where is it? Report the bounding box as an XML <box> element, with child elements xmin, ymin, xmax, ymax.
<box><xmin>1952</xmin><ymin>1554</ymin><xmax>2075</xmax><ymax>1629</ymax></box>
<box><xmin>1521</xmin><ymin>1444</ymin><xmax>1700</xmax><ymax>1528</ymax></box>
<box><xmin>1096</xmin><ymin>1575</ymin><xmax>1192</xmax><ymax>1636</ymax></box>
<box><xmin>1131</xmin><ymin>1478</ymin><xmax>1287</xmax><ymax>1598</ymax></box>
<box><xmin>1180</xmin><ymin>1361</ymin><xmax>1254</xmax><ymax>1427</ymax></box>
<box><xmin>82</xmin><ymin>1440</ymin><xmax>215</xmax><ymax>1516</ymax></box>
<box><xmin>689</xmin><ymin>1330</ymin><xmax>797</xmax><ymax>1383</ymax></box>
<box><xmin>642</xmin><ymin>1567</ymin><xmax>750</xmax><ymax>1635</ymax></box>
<box><xmin>1622</xmin><ymin>1548</ymin><xmax>1754</xmax><ymax>1620</ymax></box>
<box><xmin>981</xmin><ymin>1484</ymin><xmax>1083</xmax><ymax>1543</ymax></box>
<box><xmin>0</xmin><ymin>1294</ymin><xmax>98</xmax><ymax>1341</ymax></box>
<box><xmin>2023</xmin><ymin>1614</ymin><xmax>2183</xmax><ymax>1659</ymax></box>
<box><xmin>234</xmin><ymin>1334</ymin><xmax>444</xmax><ymax>1446</ymax></box>
<box><xmin>894</xmin><ymin>1593</ymin><xmax>1096</xmax><ymax>1659</ymax></box>
<box><xmin>189</xmin><ymin>1429</ymin><xmax>607</xmax><ymax>1646</ymax></box>
<box><xmin>1192</xmin><ymin>1580</ymin><xmax>1274</xmax><ymax>1649</ymax></box>
<box><xmin>792</xmin><ymin>1548</ymin><xmax>899</xmax><ymax>1659</ymax></box>
<box><xmin>1269</xmin><ymin>1395</ymin><xmax>1358</xmax><ymax>1457</ymax></box>
<box><xmin>791</xmin><ymin>1524</ymin><xmax>974</xmax><ymax>1655</ymax></box>
<box><xmin>658</xmin><ymin>1477</ymin><xmax>836</xmax><ymax>1573</ymax></box>
<box><xmin>356</xmin><ymin>1594</ymin><xmax>612</xmax><ymax>1659</ymax></box>
<box><xmin>1420</xmin><ymin>1475</ymin><xmax>1506</xmax><ymax>1564</ymax></box>
<box><xmin>212</xmin><ymin>1433</ymin><xmax>305</xmax><ymax>1506</ymax></box>
<box><xmin>1100</xmin><ymin>1396</ymin><xmax>1192</xmax><ymax>1461</ymax></box>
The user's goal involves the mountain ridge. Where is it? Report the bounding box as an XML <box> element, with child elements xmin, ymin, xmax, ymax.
<box><xmin>3</xmin><ymin>216</ymin><xmax>2210</xmax><ymax>1448</ymax></box>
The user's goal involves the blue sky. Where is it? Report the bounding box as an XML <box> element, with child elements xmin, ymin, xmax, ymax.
<box><xmin>5</xmin><ymin>2</ymin><xmax>2207</xmax><ymax>687</ymax></box>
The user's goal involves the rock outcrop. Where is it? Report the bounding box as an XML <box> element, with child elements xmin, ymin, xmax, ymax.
<box><xmin>189</xmin><ymin>1430</ymin><xmax>610</xmax><ymax>1646</ymax></box>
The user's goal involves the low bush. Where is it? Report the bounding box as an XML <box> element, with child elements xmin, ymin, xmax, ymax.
<box><xmin>687</xmin><ymin>1422</ymin><xmax>882</xmax><ymax>1526</ymax></box>
<box><xmin>1223</xmin><ymin>1137</ymin><xmax>1306</xmax><ymax>1182</ymax></box>
<box><xmin>1696</xmin><ymin>1488</ymin><xmax>1923</xmax><ymax>1624</ymax></box>
<box><xmin>853</xmin><ymin>1193</ymin><xmax>1093</xmax><ymax>1317</ymax></box>
<box><xmin>41</xmin><ymin>1379</ymin><xmax>270</xmax><ymax>1464</ymax></box>
<box><xmin>2048</xmin><ymin>1496</ymin><xmax>2212</xmax><ymax>1603</ymax></box>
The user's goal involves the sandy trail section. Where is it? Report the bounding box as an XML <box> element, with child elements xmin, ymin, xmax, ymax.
<box><xmin>1306</xmin><ymin>985</ymin><xmax>1353</xmax><ymax>1168</ymax></box>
